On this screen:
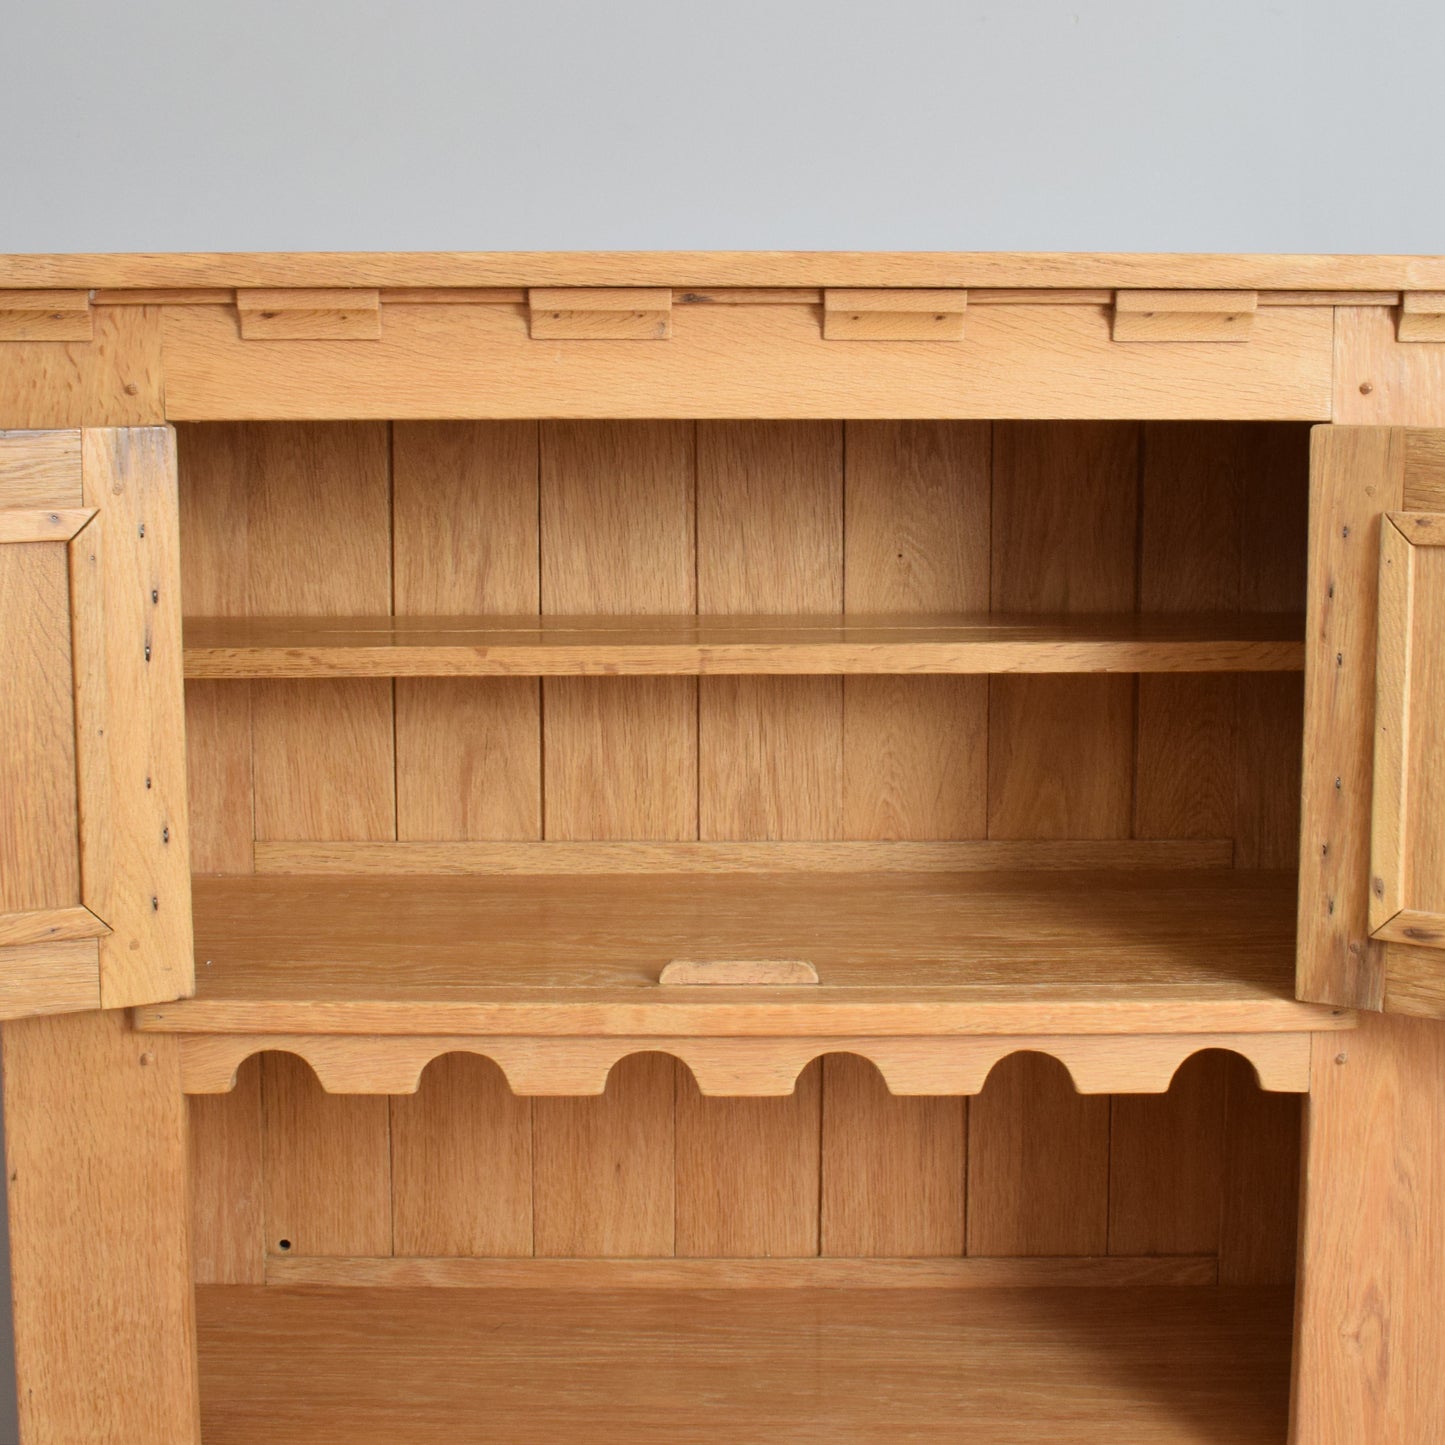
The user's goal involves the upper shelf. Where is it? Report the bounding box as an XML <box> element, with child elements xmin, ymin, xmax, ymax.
<box><xmin>143</xmin><ymin>870</ymin><xmax>1347</xmax><ymax>1096</ymax></box>
<box><xmin>142</xmin><ymin>870</ymin><xmax>1340</xmax><ymax>1039</ymax></box>
<box><xmin>182</xmin><ymin>612</ymin><xmax>1305</xmax><ymax>679</ymax></box>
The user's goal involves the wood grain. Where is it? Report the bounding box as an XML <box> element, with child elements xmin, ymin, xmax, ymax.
<box><xmin>1218</xmin><ymin>1054</ymin><xmax>1301</xmax><ymax>1286</ymax></box>
<box><xmin>265</xmin><ymin>1254</ymin><xmax>1216</xmax><ymax>1289</ymax></box>
<box><xmin>0</xmin><ymin>428</ymin><xmax>82</xmax><ymax>505</ymax></box>
<box><xmin>171</xmin><ymin>1032</ymin><xmax>1316</xmax><ymax>1102</ymax></box>
<box><xmin>1297</xmin><ymin>427</ymin><xmax>1402</xmax><ymax>1007</ymax></box>
<box><xmin>391</xmin><ymin>1053</ymin><xmax>532</xmax><ymax>1256</ymax></box>
<box><xmin>966</xmin><ymin>1052</ymin><xmax>1110</xmax><ymax>1255</ymax></box>
<box><xmin>842</xmin><ymin>421</ymin><xmax>990</xmax><ymax>838</ymax></box>
<box><xmin>12</xmin><ymin>249</ymin><xmax>1445</xmax><ymax>288</ymax></box>
<box><xmin>252</xmin><ymin>679</ymin><xmax>395</xmax><ymax>840</ymax></box>
<box><xmin>1293</xmin><ymin>1014</ymin><xmax>1445</xmax><ymax>1441</ymax></box>
<box><xmin>148</xmin><ymin>870</ymin><xmax>1336</xmax><ymax>1038</ymax></box>
<box><xmin>1234</xmin><ymin>422</ymin><xmax>1310</xmax><ymax>871</ymax></box>
<box><xmin>183</xmin><ymin>610</ymin><xmax>1305</xmax><ymax>678</ymax></box>
<box><xmin>176</xmin><ymin>423</ymin><xmax>255</xmax><ymax>875</ymax></box>
<box><xmin>1404</xmin><ymin>428</ymin><xmax>1445</xmax><ymax>508</ymax></box>
<box><xmin>252</xmin><ymin>837</ymin><xmax>1236</xmax><ymax>875</ymax></box>
<box><xmin>676</xmin><ymin>1060</ymin><xmax>821</xmax><ymax>1257</ymax></box>
<box><xmin>540</xmin><ymin>421</ymin><xmax>696</xmax><ymax>841</ymax></box>
<box><xmin>241</xmin><ymin>423</ymin><xmax>395</xmax><ymax>843</ymax></box>
<box><xmin>3</xmin><ymin>1010</ymin><xmax>199</xmax><ymax>1443</ymax></box>
<box><xmin>533</xmin><ymin>1053</ymin><xmax>675</xmax><ymax>1257</ymax></box>
<box><xmin>262</xmin><ymin>1051</ymin><xmax>392</xmax><ymax>1257</ymax></box>
<box><xmin>160</xmin><ymin>302</ymin><xmax>1334</xmax><ymax>422</ymax></box>
<box><xmin>1370</xmin><ymin>515</ymin><xmax>1445</xmax><ymax>952</ymax></box>
<box><xmin>79</xmin><ymin>428</ymin><xmax>194</xmax><ymax>1006</ymax></box>
<box><xmin>0</xmin><ymin>541</ymin><xmax>80</xmax><ymax>913</ymax></box>
<box><xmin>821</xmin><ymin>1054</ymin><xmax>965</xmax><ymax>1256</ymax></box>
<box><xmin>987</xmin><ymin>422</ymin><xmax>1138</xmax><ymax>840</ymax></box>
<box><xmin>0</xmin><ymin>939</ymin><xmax>99</xmax><ymax>1019</ymax></box>
<box><xmin>698</xmin><ymin>422</ymin><xmax>843</xmax><ymax>841</ymax></box>
<box><xmin>189</xmin><ymin>1055</ymin><xmax>264</xmax><ymax>1284</ymax></box>
<box><xmin>195</xmin><ymin>1283</ymin><xmax>1293</xmax><ymax>1444</ymax></box>
<box><xmin>1108</xmin><ymin>1052</ymin><xmax>1228</xmax><ymax>1257</ymax></box>
<box><xmin>1335</xmin><ymin>307</ymin><xmax>1445</xmax><ymax>427</ymax></box>
<box><xmin>0</xmin><ymin>306</ymin><xmax>164</xmax><ymax>428</ymax></box>
<box><xmin>393</xmin><ymin>421</ymin><xmax>541</xmax><ymax>841</ymax></box>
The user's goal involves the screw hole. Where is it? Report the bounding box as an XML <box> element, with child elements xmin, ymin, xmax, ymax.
<box><xmin>278</xmin><ymin>1239</ymin><xmax>292</xmax><ymax>1252</ymax></box>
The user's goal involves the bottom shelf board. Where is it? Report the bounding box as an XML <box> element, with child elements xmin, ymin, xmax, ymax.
<box><xmin>196</xmin><ymin>1284</ymin><xmax>1292</xmax><ymax>1444</ymax></box>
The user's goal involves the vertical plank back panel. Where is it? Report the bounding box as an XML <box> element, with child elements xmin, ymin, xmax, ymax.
<box><xmin>1108</xmin><ymin>1053</ymin><xmax>1227</xmax><ymax>1258</ymax></box>
<box><xmin>188</xmin><ymin>1056</ymin><xmax>264</xmax><ymax>1284</ymax></box>
<box><xmin>391</xmin><ymin>1054</ymin><xmax>533</xmax><ymax>1257</ymax></box>
<box><xmin>987</xmin><ymin>421</ymin><xmax>1139</xmax><ymax>839</ymax></box>
<box><xmin>176</xmin><ymin>424</ymin><xmax>254</xmax><ymax>875</ymax></box>
<box><xmin>1134</xmin><ymin>423</ymin><xmax>1243</xmax><ymax>843</ymax></box>
<box><xmin>177</xmin><ymin>424</ymin><xmax>261</xmax><ymax>1274</ymax></box>
<box><xmin>967</xmin><ymin>1052</ymin><xmax>1110</xmax><ymax>1256</ymax></box>
<box><xmin>541</xmin><ymin>421</ymin><xmax>696</xmax><ymax>841</ymax></box>
<box><xmin>533</xmin><ymin>1053</ymin><xmax>675</xmax><ymax>1257</ymax></box>
<box><xmin>974</xmin><ymin>424</ymin><xmax>1135</xmax><ymax>1256</ymax></box>
<box><xmin>262</xmin><ymin>1052</ymin><xmax>392</xmax><ymax>1257</ymax></box>
<box><xmin>821</xmin><ymin>1054</ymin><xmax>965</xmax><ymax>1257</ymax></box>
<box><xmin>1234</xmin><ymin>422</ymin><xmax>1309</xmax><ymax>870</ymax></box>
<box><xmin>842</xmin><ymin>421</ymin><xmax>990</xmax><ymax>840</ymax></box>
<box><xmin>536</xmin><ymin>426</ymin><xmax>693</xmax><ymax>1252</ymax></box>
<box><xmin>698</xmin><ymin>421</ymin><xmax>843</xmax><ymax>840</ymax></box>
<box><xmin>689</xmin><ymin>424</ymin><xmax>839</xmax><ymax>1253</ymax></box>
<box><xmin>245</xmin><ymin>423</ymin><xmax>394</xmax><ymax>842</ymax></box>
<box><xmin>1123</xmin><ymin>424</ymin><xmax>1244</xmax><ymax>1260</ymax></box>
<box><xmin>676</xmin><ymin>1061</ymin><xmax>821</xmax><ymax>1258</ymax></box>
<box><xmin>1219</xmin><ymin>1057</ymin><xmax>1301</xmax><ymax>1285</ymax></box>
<box><xmin>393</xmin><ymin>421</ymin><xmax>541</xmax><ymax>842</ymax></box>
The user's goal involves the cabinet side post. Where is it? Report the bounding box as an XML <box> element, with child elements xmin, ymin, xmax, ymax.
<box><xmin>2</xmin><ymin>1010</ymin><xmax>200</xmax><ymax>1443</ymax></box>
<box><xmin>1292</xmin><ymin>1016</ymin><xmax>1445</xmax><ymax>1440</ymax></box>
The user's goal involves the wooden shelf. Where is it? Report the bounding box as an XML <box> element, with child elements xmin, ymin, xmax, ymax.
<box><xmin>182</xmin><ymin>611</ymin><xmax>1305</xmax><ymax>678</ymax></box>
<box><xmin>139</xmin><ymin>871</ymin><xmax>1347</xmax><ymax>1095</ymax></box>
<box><xmin>196</xmin><ymin>1283</ymin><xmax>1293</xmax><ymax>1444</ymax></box>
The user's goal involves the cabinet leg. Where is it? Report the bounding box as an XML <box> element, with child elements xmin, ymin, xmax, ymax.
<box><xmin>1293</xmin><ymin>1013</ymin><xmax>1445</xmax><ymax>1442</ymax></box>
<box><xmin>2</xmin><ymin>1010</ymin><xmax>199</xmax><ymax>1443</ymax></box>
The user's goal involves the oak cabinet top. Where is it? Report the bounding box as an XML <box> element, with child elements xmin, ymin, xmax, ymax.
<box><xmin>3</xmin><ymin>250</ymin><xmax>1445</xmax><ymax>290</ymax></box>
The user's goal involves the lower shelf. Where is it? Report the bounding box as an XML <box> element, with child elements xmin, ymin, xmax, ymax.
<box><xmin>196</xmin><ymin>1284</ymin><xmax>1293</xmax><ymax>1443</ymax></box>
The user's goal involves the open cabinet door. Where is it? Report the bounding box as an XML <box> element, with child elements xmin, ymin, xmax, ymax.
<box><xmin>0</xmin><ymin>428</ymin><xmax>191</xmax><ymax>1014</ymax></box>
<box><xmin>1300</xmin><ymin>426</ymin><xmax>1445</xmax><ymax>1014</ymax></box>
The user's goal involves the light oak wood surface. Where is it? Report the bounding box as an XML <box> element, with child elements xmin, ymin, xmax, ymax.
<box><xmin>133</xmin><ymin>870</ymin><xmax>1348</xmax><ymax>1037</ymax></box>
<box><xmin>159</xmin><ymin>300</ymin><xmax>1335</xmax><ymax>421</ymax></box>
<box><xmin>3</xmin><ymin>1011</ymin><xmax>200</xmax><ymax>1443</ymax></box>
<box><xmin>0</xmin><ymin>428</ymin><xmax>82</xmax><ymax>503</ymax></box>
<box><xmin>182</xmin><ymin>610</ymin><xmax>1305</xmax><ymax>677</ymax></box>
<box><xmin>194</xmin><ymin>1283</ymin><xmax>1293</xmax><ymax>1444</ymax></box>
<box><xmin>79</xmin><ymin>428</ymin><xmax>195</xmax><ymax>1007</ymax></box>
<box><xmin>1293</xmin><ymin>1014</ymin><xmax>1445</xmax><ymax>1441</ymax></box>
<box><xmin>1297</xmin><ymin>427</ymin><xmax>1403</xmax><ymax>1008</ymax></box>
<box><xmin>264</xmin><ymin>1254</ymin><xmax>1217</xmax><ymax>1289</ymax></box>
<box><xmin>8</xmin><ymin>250</ymin><xmax>1445</xmax><ymax>287</ymax></box>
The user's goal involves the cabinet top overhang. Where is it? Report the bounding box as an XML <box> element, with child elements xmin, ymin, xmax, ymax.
<box><xmin>3</xmin><ymin>251</ymin><xmax>1445</xmax><ymax>290</ymax></box>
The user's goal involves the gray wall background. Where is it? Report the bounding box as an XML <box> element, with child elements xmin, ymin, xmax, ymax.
<box><xmin>0</xmin><ymin>1</ymin><xmax>1442</xmax><ymax>1439</ymax></box>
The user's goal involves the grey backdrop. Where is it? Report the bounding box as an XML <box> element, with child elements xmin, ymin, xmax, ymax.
<box><xmin>1</xmin><ymin>1</ymin><xmax>1442</xmax><ymax>1439</ymax></box>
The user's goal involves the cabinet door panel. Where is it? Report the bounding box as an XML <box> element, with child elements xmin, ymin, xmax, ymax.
<box><xmin>1371</xmin><ymin>513</ymin><xmax>1445</xmax><ymax>957</ymax></box>
<box><xmin>0</xmin><ymin>428</ymin><xmax>191</xmax><ymax>1014</ymax></box>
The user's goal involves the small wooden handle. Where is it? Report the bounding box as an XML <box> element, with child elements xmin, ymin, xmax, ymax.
<box><xmin>658</xmin><ymin>959</ymin><xmax>819</xmax><ymax>986</ymax></box>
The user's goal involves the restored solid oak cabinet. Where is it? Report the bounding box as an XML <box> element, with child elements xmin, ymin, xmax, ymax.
<box><xmin>2</xmin><ymin>252</ymin><xmax>1444</xmax><ymax>1442</ymax></box>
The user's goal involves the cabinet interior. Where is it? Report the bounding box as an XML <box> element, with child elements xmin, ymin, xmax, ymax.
<box><xmin>176</xmin><ymin>416</ymin><xmax>1312</xmax><ymax>1441</ymax></box>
